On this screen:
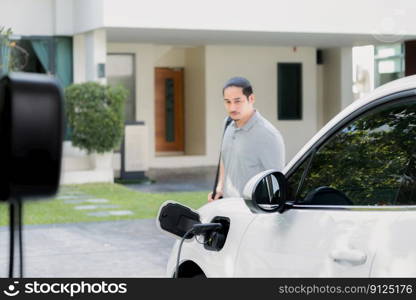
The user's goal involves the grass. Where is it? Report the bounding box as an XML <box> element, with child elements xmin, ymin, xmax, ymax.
<box><xmin>0</xmin><ymin>183</ymin><xmax>208</xmax><ymax>226</ymax></box>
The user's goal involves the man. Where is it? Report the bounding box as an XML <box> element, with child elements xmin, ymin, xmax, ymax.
<box><xmin>208</xmin><ymin>77</ymin><xmax>285</xmax><ymax>201</ymax></box>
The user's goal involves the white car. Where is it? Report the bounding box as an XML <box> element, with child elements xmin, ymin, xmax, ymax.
<box><xmin>157</xmin><ymin>75</ymin><xmax>416</xmax><ymax>277</ymax></box>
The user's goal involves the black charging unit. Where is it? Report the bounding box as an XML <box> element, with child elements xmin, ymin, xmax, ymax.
<box><xmin>0</xmin><ymin>72</ymin><xmax>63</xmax><ymax>278</ymax></box>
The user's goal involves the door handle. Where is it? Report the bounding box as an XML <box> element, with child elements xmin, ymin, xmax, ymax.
<box><xmin>329</xmin><ymin>249</ymin><xmax>367</xmax><ymax>265</ymax></box>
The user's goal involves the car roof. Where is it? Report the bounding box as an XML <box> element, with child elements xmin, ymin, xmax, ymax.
<box><xmin>284</xmin><ymin>74</ymin><xmax>416</xmax><ymax>173</ymax></box>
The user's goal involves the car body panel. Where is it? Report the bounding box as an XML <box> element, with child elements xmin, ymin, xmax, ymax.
<box><xmin>370</xmin><ymin>210</ymin><xmax>416</xmax><ymax>277</ymax></box>
<box><xmin>234</xmin><ymin>209</ymin><xmax>401</xmax><ymax>277</ymax></box>
<box><xmin>166</xmin><ymin>198</ymin><xmax>256</xmax><ymax>277</ymax></box>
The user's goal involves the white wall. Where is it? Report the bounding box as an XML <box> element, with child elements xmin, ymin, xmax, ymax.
<box><xmin>353</xmin><ymin>45</ymin><xmax>375</xmax><ymax>99</ymax></box>
<box><xmin>323</xmin><ymin>49</ymin><xmax>341</xmax><ymax>122</ymax></box>
<box><xmin>54</xmin><ymin>0</ymin><xmax>74</xmax><ymax>35</ymax></box>
<box><xmin>73</xmin><ymin>0</ymin><xmax>104</xmax><ymax>34</ymax></box>
<box><xmin>322</xmin><ymin>48</ymin><xmax>354</xmax><ymax>124</ymax></box>
<box><xmin>205</xmin><ymin>45</ymin><xmax>318</xmax><ymax>163</ymax></box>
<box><xmin>3</xmin><ymin>0</ymin><xmax>416</xmax><ymax>40</ymax></box>
<box><xmin>85</xmin><ymin>29</ymin><xmax>107</xmax><ymax>83</ymax></box>
<box><xmin>185</xmin><ymin>47</ymin><xmax>206</xmax><ymax>155</ymax></box>
<box><xmin>154</xmin><ymin>47</ymin><xmax>185</xmax><ymax>67</ymax></box>
<box><xmin>101</xmin><ymin>0</ymin><xmax>416</xmax><ymax>35</ymax></box>
<box><xmin>316</xmin><ymin>64</ymin><xmax>325</xmax><ymax>129</ymax></box>
<box><xmin>340</xmin><ymin>48</ymin><xmax>354</xmax><ymax>109</ymax></box>
<box><xmin>1</xmin><ymin>0</ymin><xmax>54</xmax><ymax>36</ymax></box>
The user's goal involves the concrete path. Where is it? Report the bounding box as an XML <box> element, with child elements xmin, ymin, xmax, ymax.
<box><xmin>0</xmin><ymin>219</ymin><xmax>175</xmax><ymax>278</ymax></box>
<box><xmin>0</xmin><ymin>168</ymin><xmax>216</xmax><ymax>278</ymax></box>
<box><xmin>126</xmin><ymin>167</ymin><xmax>215</xmax><ymax>193</ymax></box>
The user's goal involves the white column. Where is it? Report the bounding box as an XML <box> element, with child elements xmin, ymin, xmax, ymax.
<box><xmin>85</xmin><ymin>28</ymin><xmax>107</xmax><ymax>84</ymax></box>
<box><xmin>73</xmin><ymin>33</ymin><xmax>86</xmax><ymax>83</ymax></box>
<box><xmin>322</xmin><ymin>47</ymin><xmax>354</xmax><ymax>124</ymax></box>
<box><xmin>73</xmin><ymin>29</ymin><xmax>107</xmax><ymax>84</ymax></box>
<box><xmin>54</xmin><ymin>0</ymin><xmax>74</xmax><ymax>35</ymax></box>
<box><xmin>340</xmin><ymin>47</ymin><xmax>353</xmax><ymax>110</ymax></box>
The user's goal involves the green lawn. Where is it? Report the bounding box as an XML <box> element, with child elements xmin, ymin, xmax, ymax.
<box><xmin>0</xmin><ymin>183</ymin><xmax>208</xmax><ymax>226</ymax></box>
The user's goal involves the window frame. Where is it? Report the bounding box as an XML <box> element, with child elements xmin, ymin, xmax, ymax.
<box><xmin>285</xmin><ymin>88</ymin><xmax>416</xmax><ymax>211</ymax></box>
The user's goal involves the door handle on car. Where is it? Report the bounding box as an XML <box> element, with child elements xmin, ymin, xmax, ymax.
<box><xmin>329</xmin><ymin>249</ymin><xmax>367</xmax><ymax>265</ymax></box>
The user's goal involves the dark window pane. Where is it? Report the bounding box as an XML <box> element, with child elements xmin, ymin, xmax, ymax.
<box><xmin>287</xmin><ymin>154</ymin><xmax>312</xmax><ymax>201</ymax></box>
<box><xmin>278</xmin><ymin>63</ymin><xmax>302</xmax><ymax>120</ymax></box>
<box><xmin>297</xmin><ymin>99</ymin><xmax>416</xmax><ymax>206</ymax></box>
<box><xmin>165</xmin><ymin>78</ymin><xmax>175</xmax><ymax>142</ymax></box>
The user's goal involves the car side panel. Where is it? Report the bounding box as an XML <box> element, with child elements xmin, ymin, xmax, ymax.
<box><xmin>370</xmin><ymin>211</ymin><xmax>416</xmax><ymax>277</ymax></box>
<box><xmin>234</xmin><ymin>209</ymin><xmax>400</xmax><ymax>277</ymax></box>
<box><xmin>166</xmin><ymin>198</ymin><xmax>256</xmax><ymax>277</ymax></box>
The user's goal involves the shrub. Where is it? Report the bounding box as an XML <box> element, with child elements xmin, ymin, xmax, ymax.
<box><xmin>65</xmin><ymin>82</ymin><xmax>127</xmax><ymax>154</ymax></box>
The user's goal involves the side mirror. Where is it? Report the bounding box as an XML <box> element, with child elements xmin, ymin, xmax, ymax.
<box><xmin>243</xmin><ymin>169</ymin><xmax>287</xmax><ymax>214</ymax></box>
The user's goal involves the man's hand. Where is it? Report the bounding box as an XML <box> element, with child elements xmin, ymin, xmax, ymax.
<box><xmin>208</xmin><ymin>190</ymin><xmax>223</xmax><ymax>202</ymax></box>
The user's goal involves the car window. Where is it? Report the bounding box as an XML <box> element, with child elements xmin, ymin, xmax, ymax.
<box><xmin>287</xmin><ymin>154</ymin><xmax>311</xmax><ymax>201</ymax></box>
<box><xmin>292</xmin><ymin>98</ymin><xmax>416</xmax><ymax>206</ymax></box>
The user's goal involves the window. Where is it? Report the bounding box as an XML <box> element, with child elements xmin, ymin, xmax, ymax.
<box><xmin>289</xmin><ymin>99</ymin><xmax>416</xmax><ymax>206</ymax></box>
<box><xmin>9</xmin><ymin>36</ymin><xmax>73</xmax><ymax>140</ymax></box>
<box><xmin>374</xmin><ymin>44</ymin><xmax>405</xmax><ymax>87</ymax></box>
<box><xmin>277</xmin><ymin>63</ymin><xmax>302</xmax><ymax>120</ymax></box>
<box><xmin>287</xmin><ymin>153</ymin><xmax>312</xmax><ymax>201</ymax></box>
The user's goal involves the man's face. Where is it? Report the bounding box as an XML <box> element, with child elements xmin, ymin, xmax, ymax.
<box><xmin>223</xmin><ymin>86</ymin><xmax>255</xmax><ymax>121</ymax></box>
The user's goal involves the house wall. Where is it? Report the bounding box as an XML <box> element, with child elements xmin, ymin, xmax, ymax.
<box><xmin>101</xmin><ymin>0</ymin><xmax>416</xmax><ymax>36</ymax></box>
<box><xmin>1</xmin><ymin>0</ymin><xmax>55</xmax><ymax>35</ymax></box>
<box><xmin>323</xmin><ymin>49</ymin><xmax>342</xmax><ymax>123</ymax></box>
<box><xmin>322</xmin><ymin>48</ymin><xmax>354</xmax><ymax>124</ymax></box>
<box><xmin>5</xmin><ymin>0</ymin><xmax>416</xmax><ymax>38</ymax></box>
<box><xmin>184</xmin><ymin>47</ymin><xmax>206</xmax><ymax>155</ymax></box>
<box><xmin>154</xmin><ymin>47</ymin><xmax>185</xmax><ymax>67</ymax></box>
<box><xmin>317</xmin><ymin>64</ymin><xmax>325</xmax><ymax>129</ymax></box>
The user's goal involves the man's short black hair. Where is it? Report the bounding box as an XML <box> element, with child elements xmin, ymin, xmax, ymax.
<box><xmin>223</xmin><ymin>77</ymin><xmax>253</xmax><ymax>98</ymax></box>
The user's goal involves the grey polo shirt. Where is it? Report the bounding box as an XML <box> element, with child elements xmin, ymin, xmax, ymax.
<box><xmin>221</xmin><ymin>111</ymin><xmax>285</xmax><ymax>198</ymax></box>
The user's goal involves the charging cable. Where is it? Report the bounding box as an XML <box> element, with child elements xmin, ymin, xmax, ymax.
<box><xmin>174</xmin><ymin>223</ymin><xmax>222</xmax><ymax>278</ymax></box>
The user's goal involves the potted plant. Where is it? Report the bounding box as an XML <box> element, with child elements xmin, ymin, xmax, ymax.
<box><xmin>65</xmin><ymin>82</ymin><xmax>127</xmax><ymax>172</ymax></box>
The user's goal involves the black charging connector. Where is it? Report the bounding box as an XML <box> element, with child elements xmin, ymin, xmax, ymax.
<box><xmin>190</xmin><ymin>223</ymin><xmax>222</xmax><ymax>235</ymax></box>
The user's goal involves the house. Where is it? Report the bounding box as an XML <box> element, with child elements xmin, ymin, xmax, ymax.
<box><xmin>2</xmin><ymin>0</ymin><xmax>416</xmax><ymax>184</ymax></box>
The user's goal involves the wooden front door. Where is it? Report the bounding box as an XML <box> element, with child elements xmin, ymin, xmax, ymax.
<box><xmin>155</xmin><ymin>68</ymin><xmax>184</xmax><ymax>152</ymax></box>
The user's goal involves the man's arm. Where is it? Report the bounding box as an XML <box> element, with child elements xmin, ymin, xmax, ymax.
<box><xmin>208</xmin><ymin>160</ymin><xmax>224</xmax><ymax>202</ymax></box>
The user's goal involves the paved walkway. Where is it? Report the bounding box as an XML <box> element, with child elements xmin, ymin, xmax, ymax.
<box><xmin>0</xmin><ymin>219</ymin><xmax>174</xmax><ymax>277</ymax></box>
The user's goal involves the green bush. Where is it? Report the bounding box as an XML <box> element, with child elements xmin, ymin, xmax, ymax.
<box><xmin>65</xmin><ymin>82</ymin><xmax>127</xmax><ymax>154</ymax></box>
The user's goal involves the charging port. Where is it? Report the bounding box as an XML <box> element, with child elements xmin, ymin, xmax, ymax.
<box><xmin>203</xmin><ymin>217</ymin><xmax>230</xmax><ymax>251</ymax></box>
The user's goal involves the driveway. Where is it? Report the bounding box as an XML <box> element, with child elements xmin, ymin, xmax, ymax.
<box><xmin>0</xmin><ymin>167</ymin><xmax>214</xmax><ymax>278</ymax></box>
<box><xmin>0</xmin><ymin>219</ymin><xmax>175</xmax><ymax>277</ymax></box>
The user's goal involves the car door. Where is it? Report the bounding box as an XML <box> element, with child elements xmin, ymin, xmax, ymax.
<box><xmin>234</xmin><ymin>94</ymin><xmax>416</xmax><ymax>277</ymax></box>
